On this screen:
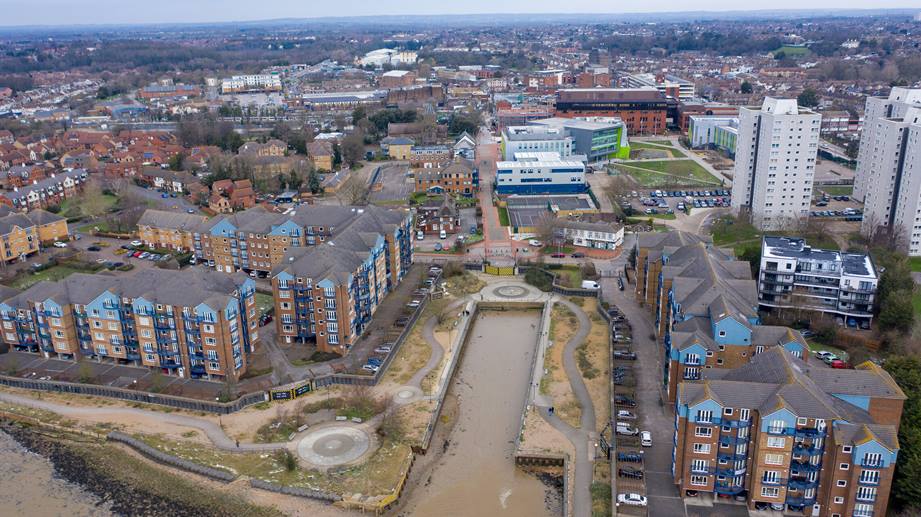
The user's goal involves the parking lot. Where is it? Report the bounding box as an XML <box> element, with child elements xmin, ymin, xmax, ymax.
<box><xmin>629</xmin><ymin>188</ymin><xmax>732</xmax><ymax>216</ymax></box>
<box><xmin>369</xmin><ymin>163</ymin><xmax>414</xmax><ymax>204</ymax></box>
<box><xmin>603</xmin><ymin>273</ymin><xmax>762</xmax><ymax>517</ymax></box>
<box><xmin>809</xmin><ymin>189</ymin><xmax>863</xmax><ymax>222</ymax></box>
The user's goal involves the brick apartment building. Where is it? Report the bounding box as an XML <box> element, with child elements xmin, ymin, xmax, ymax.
<box><xmin>674</xmin><ymin>347</ymin><xmax>903</xmax><ymax>517</ymax></box>
<box><xmin>554</xmin><ymin>87</ymin><xmax>670</xmax><ymax>135</ymax></box>
<box><xmin>0</xmin><ymin>207</ymin><xmax>69</xmax><ymax>262</ymax></box>
<box><xmin>271</xmin><ymin>209</ymin><xmax>414</xmax><ymax>354</ymax></box>
<box><xmin>137</xmin><ymin>209</ymin><xmax>209</xmax><ymax>252</ymax></box>
<box><xmin>0</xmin><ymin>169</ymin><xmax>88</xmax><ymax>212</ymax></box>
<box><xmin>0</xmin><ymin>269</ymin><xmax>260</xmax><ymax>381</ymax></box>
<box><xmin>414</xmin><ymin>160</ymin><xmax>477</xmax><ymax>195</ymax></box>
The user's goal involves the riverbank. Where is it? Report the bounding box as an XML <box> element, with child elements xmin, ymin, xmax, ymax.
<box><xmin>1</xmin><ymin>421</ymin><xmax>283</xmax><ymax>517</ymax></box>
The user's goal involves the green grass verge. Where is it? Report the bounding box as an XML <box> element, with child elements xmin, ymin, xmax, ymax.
<box><xmin>6</xmin><ymin>265</ymin><xmax>85</xmax><ymax>290</ymax></box>
<box><xmin>630</xmin><ymin>142</ymin><xmax>685</xmax><ymax>158</ymax></box>
<box><xmin>497</xmin><ymin>206</ymin><xmax>510</xmax><ymax>226</ymax></box>
<box><xmin>255</xmin><ymin>292</ymin><xmax>274</xmax><ymax>317</ymax></box>
<box><xmin>910</xmin><ymin>257</ymin><xmax>921</xmax><ymax>273</ymax></box>
<box><xmin>616</xmin><ymin>160</ymin><xmax>720</xmax><ymax>187</ymax></box>
<box><xmin>816</xmin><ymin>185</ymin><xmax>854</xmax><ymax>196</ymax></box>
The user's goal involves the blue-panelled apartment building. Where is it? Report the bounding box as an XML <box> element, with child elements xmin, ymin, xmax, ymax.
<box><xmin>634</xmin><ymin>231</ymin><xmax>904</xmax><ymax>516</ymax></box>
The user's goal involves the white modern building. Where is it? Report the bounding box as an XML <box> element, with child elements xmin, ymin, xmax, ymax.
<box><xmin>357</xmin><ymin>49</ymin><xmax>418</xmax><ymax>68</ymax></box>
<box><xmin>495</xmin><ymin>153</ymin><xmax>586</xmax><ymax>195</ymax></box>
<box><xmin>687</xmin><ymin>116</ymin><xmax>739</xmax><ymax>156</ymax></box>
<box><xmin>220</xmin><ymin>74</ymin><xmax>282</xmax><ymax>94</ymax></box>
<box><xmin>558</xmin><ymin>220</ymin><xmax>624</xmax><ymax>251</ymax></box>
<box><xmin>501</xmin><ymin>126</ymin><xmax>574</xmax><ymax>161</ymax></box>
<box><xmin>758</xmin><ymin>236</ymin><xmax>877</xmax><ymax>326</ymax></box>
<box><xmin>852</xmin><ymin>88</ymin><xmax>921</xmax><ymax>254</ymax></box>
<box><xmin>730</xmin><ymin>98</ymin><xmax>821</xmax><ymax>230</ymax></box>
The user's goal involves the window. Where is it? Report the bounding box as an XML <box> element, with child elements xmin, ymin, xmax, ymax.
<box><xmin>863</xmin><ymin>453</ymin><xmax>882</xmax><ymax>467</ymax></box>
<box><xmin>696</xmin><ymin>410</ymin><xmax>713</xmax><ymax>423</ymax></box>
<box><xmin>797</xmin><ymin>417</ymin><xmax>808</xmax><ymax>425</ymax></box>
<box><xmin>762</xmin><ymin>470</ymin><xmax>780</xmax><ymax>484</ymax></box>
<box><xmin>854</xmin><ymin>504</ymin><xmax>874</xmax><ymax>517</ymax></box>
<box><xmin>836</xmin><ymin>480</ymin><xmax>847</xmax><ymax>487</ymax></box>
<box><xmin>764</xmin><ymin>453</ymin><xmax>784</xmax><ymax>465</ymax></box>
<box><xmin>839</xmin><ymin>463</ymin><xmax>849</xmax><ymax>471</ymax></box>
<box><xmin>768</xmin><ymin>419</ymin><xmax>787</xmax><ymax>434</ymax></box>
<box><xmin>690</xmin><ymin>459</ymin><xmax>709</xmax><ymax>473</ymax></box>
<box><xmin>856</xmin><ymin>486</ymin><xmax>877</xmax><ymax>502</ymax></box>
<box><xmin>761</xmin><ymin>487</ymin><xmax>779</xmax><ymax>498</ymax></box>
<box><xmin>842</xmin><ymin>445</ymin><xmax>852</xmax><ymax>453</ymax></box>
<box><xmin>859</xmin><ymin>470</ymin><xmax>880</xmax><ymax>485</ymax></box>
<box><xmin>695</xmin><ymin>426</ymin><xmax>712</xmax><ymax>438</ymax></box>
<box><xmin>767</xmin><ymin>437</ymin><xmax>786</xmax><ymax>448</ymax></box>
<box><xmin>690</xmin><ymin>475</ymin><xmax>708</xmax><ymax>486</ymax></box>
<box><xmin>723</xmin><ymin>407</ymin><xmax>733</xmax><ymax>416</ymax></box>
<box><xmin>739</xmin><ymin>408</ymin><xmax>750</xmax><ymax>422</ymax></box>
<box><xmin>693</xmin><ymin>443</ymin><xmax>711</xmax><ymax>454</ymax></box>
<box><xmin>834</xmin><ymin>497</ymin><xmax>844</xmax><ymax>504</ymax></box>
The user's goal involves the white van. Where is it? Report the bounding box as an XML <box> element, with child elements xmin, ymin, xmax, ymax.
<box><xmin>416</xmin><ymin>230</ymin><xmax>424</xmax><ymax>240</ymax></box>
<box><xmin>581</xmin><ymin>280</ymin><xmax>600</xmax><ymax>290</ymax></box>
<box><xmin>641</xmin><ymin>431</ymin><xmax>653</xmax><ymax>447</ymax></box>
<box><xmin>439</xmin><ymin>229</ymin><xmax>447</xmax><ymax>239</ymax></box>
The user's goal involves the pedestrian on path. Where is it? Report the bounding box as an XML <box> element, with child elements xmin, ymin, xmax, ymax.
<box><xmin>236</xmin><ymin>439</ymin><xmax>240</xmax><ymax>448</ymax></box>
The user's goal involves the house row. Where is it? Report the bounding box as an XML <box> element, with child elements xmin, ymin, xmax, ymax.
<box><xmin>0</xmin><ymin>206</ymin><xmax>69</xmax><ymax>262</ymax></box>
<box><xmin>0</xmin><ymin>168</ymin><xmax>87</xmax><ymax>212</ymax></box>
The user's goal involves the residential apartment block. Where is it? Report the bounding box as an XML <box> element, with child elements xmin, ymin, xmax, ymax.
<box><xmin>674</xmin><ymin>346</ymin><xmax>903</xmax><ymax>517</ymax></box>
<box><xmin>0</xmin><ymin>207</ymin><xmax>69</xmax><ymax>262</ymax></box>
<box><xmin>0</xmin><ymin>168</ymin><xmax>88</xmax><ymax>212</ymax></box>
<box><xmin>758</xmin><ymin>236</ymin><xmax>877</xmax><ymax>327</ymax></box>
<box><xmin>271</xmin><ymin>210</ymin><xmax>414</xmax><ymax>354</ymax></box>
<box><xmin>220</xmin><ymin>74</ymin><xmax>282</xmax><ymax>94</ymax></box>
<box><xmin>621</xmin><ymin>72</ymin><xmax>696</xmax><ymax>101</ymax></box>
<box><xmin>851</xmin><ymin>88</ymin><xmax>921</xmax><ymax>254</ymax></box>
<box><xmin>137</xmin><ymin>205</ymin><xmax>413</xmax><ymax>277</ymax></box>
<box><xmin>730</xmin><ymin>98</ymin><xmax>820</xmax><ymax>230</ymax></box>
<box><xmin>0</xmin><ymin>269</ymin><xmax>260</xmax><ymax>381</ymax></box>
<box><xmin>414</xmin><ymin>160</ymin><xmax>477</xmax><ymax>195</ymax></box>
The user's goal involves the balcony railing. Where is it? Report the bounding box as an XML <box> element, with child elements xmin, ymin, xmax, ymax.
<box><xmin>761</xmin><ymin>477</ymin><xmax>787</xmax><ymax>486</ymax></box>
<box><xmin>858</xmin><ymin>476</ymin><xmax>880</xmax><ymax>486</ymax></box>
<box><xmin>767</xmin><ymin>426</ymin><xmax>795</xmax><ymax>436</ymax></box>
<box><xmin>714</xmin><ymin>481</ymin><xmax>745</xmax><ymax>495</ymax></box>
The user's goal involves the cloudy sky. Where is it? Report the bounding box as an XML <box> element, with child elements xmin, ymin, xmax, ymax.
<box><xmin>0</xmin><ymin>0</ymin><xmax>914</xmax><ymax>26</ymax></box>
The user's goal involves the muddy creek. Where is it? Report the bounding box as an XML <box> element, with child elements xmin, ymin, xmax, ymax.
<box><xmin>403</xmin><ymin>310</ymin><xmax>559</xmax><ymax>516</ymax></box>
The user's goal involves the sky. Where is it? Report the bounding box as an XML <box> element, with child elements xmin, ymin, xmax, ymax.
<box><xmin>0</xmin><ymin>0</ymin><xmax>916</xmax><ymax>27</ymax></box>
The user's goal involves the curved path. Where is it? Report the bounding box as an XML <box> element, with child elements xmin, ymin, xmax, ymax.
<box><xmin>535</xmin><ymin>297</ymin><xmax>596</xmax><ymax>517</ymax></box>
<box><xmin>0</xmin><ymin>391</ymin><xmax>374</xmax><ymax>469</ymax></box>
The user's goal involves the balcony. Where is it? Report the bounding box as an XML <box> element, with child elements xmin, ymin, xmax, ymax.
<box><xmin>714</xmin><ymin>481</ymin><xmax>745</xmax><ymax>495</ymax></box>
<box><xmin>795</xmin><ymin>427</ymin><xmax>826</xmax><ymax>438</ymax></box>
<box><xmin>761</xmin><ymin>477</ymin><xmax>787</xmax><ymax>486</ymax></box>
<box><xmin>723</xmin><ymin>419</ymin><xmax>751</xmax><ymax>429</ymax></box>
<box><xmin>784</xmin><ymin>495</ymin><xmax>816</xmax><ymax>508</ymax></box>
<box><xmin>788</xmin><ymin>477</ymin><xmax>819</xmax><ymax>490</ymax></box>
<box><xmin>860</xmin><ymin>459</ymin><xmax>885</xmax><ymax>468</ymax></box>
<box><xmin>858</xmin><ymin>476</ymin><xmax>880</xmax><ymax>487</ymax></box>
<box><xmin>767</xmin><ymin>426</ymin><xmax>795</xmax><ymax>436</ymax></box>
<box><xmin>694</xmin><ymin>416</ymin><xmax>722</xmax><ymax>426</ymax></box>
<box><xmin>717</xmin><ymin>452</ymin><xmax>748</xmax><ymax>462</ymax></box>
<box><xmin>792</xmin><ymin>443</ymin><xmax>821</xmax><ymax>456</ymax></box>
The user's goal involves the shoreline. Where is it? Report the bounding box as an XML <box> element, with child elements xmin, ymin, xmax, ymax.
<box><xmin>0</xmin><ymin>421</ymin><xmax>282</xmax><ymax>517</ymax></box>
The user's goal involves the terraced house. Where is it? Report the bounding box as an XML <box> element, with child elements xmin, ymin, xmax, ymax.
<box><xmin>136</xmin><ymin>205</ymin><xmax>412</xmax><ymax>277</ymax></box>
<box><xmin>271</xmin><ymin>211</ymin><xmax>414</xmax><ymax>354</ymax></box>
<box><xmin>0</xmin><ymin>269</ymin><xmax>259</xmax><ymax>381</ymax></box>
<box><xmin>674</xmin><ymin>346</ymin><xmax>904</xmax><ymax>517</ymax></box>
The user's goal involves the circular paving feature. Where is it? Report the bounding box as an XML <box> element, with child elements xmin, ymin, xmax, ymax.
<box><xmin>493</xmin><ymin>285</ymin><xmax>528</xmax><ymax>298</ymax></box>
<box><xmin>297</xmin><ymin>426</ymin><xmax>370</xmax><ymax>467</ymax></box>
<box><xmin>392</xmin><ymin>385</ymin><xmax>423</xmax><ymax>405</ymax></box>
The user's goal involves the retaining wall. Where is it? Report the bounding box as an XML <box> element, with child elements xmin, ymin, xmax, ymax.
<box><xmin>107</xmin><ymin>431</ymin><xmax>237</xmax><ymax>482</ymax></box>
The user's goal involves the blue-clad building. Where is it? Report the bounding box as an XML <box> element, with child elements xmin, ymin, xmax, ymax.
<box><xmin>495</xmin><ymin>152</ymin><xmax>587</xmax><ymax>195</ymax></box>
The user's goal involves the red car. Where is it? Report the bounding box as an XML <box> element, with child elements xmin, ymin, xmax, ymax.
<box><xmin>830</xmin><ymin>359</ymin><xmax>850</xmax><ymax>369</ymax></box>
<box><xmin>550</xmin><ymin>253</ymin><xmax>566</xmax><ymax>258</ymax></box>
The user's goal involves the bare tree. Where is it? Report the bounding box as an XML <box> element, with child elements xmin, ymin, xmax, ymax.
<box><xmin>534</xmin><ymin>214</ymin><xmax>561</xmax><ymax>246</ymax></box>
<box><xmin>337</xmin><ymin>175</ymin><xmax>368</xmax><ymax>206</ymax></box>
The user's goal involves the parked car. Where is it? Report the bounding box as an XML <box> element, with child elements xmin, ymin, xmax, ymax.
<box><xmin>617</xmin><ymin>493</ymin><xmax>647</xmax><ymax>507</ymax></box>
<box><xmin>618</xmin><ymin>467</ymin><xmax>643</xmax><ymax>479</ymax></box>
<box><xmin>617</xmin><ymin>451</ymin><xmax>644</xmax><ymax>463</ymax></box>
<box><xmin>87</xmin><ymin>246</ymin><xmax>101</xmax><ymax>252</ymax></box>
<box><xmin>259</xmin><ymin>314</ymin><xmax>273</xmax><ymax>326</ymax></box>
<box><xmin>52</xmin><ymin>241</ymin><xmax>68</xmax><ymax>248</ymax></box>
<box><xmin>361</xmin><ymin>364</ymin><xmax>379</xmax><ymax>373</ymax></box>
<box><xmin>614</xmin><ymin>350</ymin><xmax>637</xmax><ymax>360</ymax></box>
<box><xmin>394</xmin><ymin>317</ymin><xmax>410</xmax><ymax>327</ymax></box>
<box><xmin>830</xmin><ymin>359</ymin><xmax>850</xmax><ymax>369</ymax></box>
<box><xmin>374</xmin><ymin>345</ymin><xmax>393</xmax><ymax>354</ymax></box>
<box><xmin>615</xmin><ymin>395</ymin><xmax>637</xmax><ymax>407</ymax></box>
<box><xmin>822</xmin><ymin>354</ymin><xmax>840</xmax><ymax>365</ymax></box>
<box><xmin>617</xmin><ymin>410</ymin><xmax>637</xmax><ymax>420</ymax></box>
<box><xmin>528</xmin><ymin>239</ymin><xmax>543</xmax><ymax>247</ymax></box>
<box><xmin>685</xmin><ymin>490</ymin><xmax>699</xmax><ymax>497</ymax></box>
<box><xmin>550</xmin><ymin>253</ymin><xmax>566</xmax><ymax>258</ymax></box>
<box><xmin>641</xmin><ymin>431</ymin><xmax>653</xmax><ymax>447</ymax></box>
<box><xmin>571</xmin><ymin>252</ymin><xmax>585</xmax><ymax>258</ymax></box>
<box><xmin>616</xmin><ymin>423</ymin><xmax>639</xmax><ymax>436</ymax></box>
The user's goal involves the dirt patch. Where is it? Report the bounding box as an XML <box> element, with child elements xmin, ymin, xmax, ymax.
<box><xmin>578</xmin><ymin>298</ymin><xmax>612</xmax><ymax>429</ymax></box>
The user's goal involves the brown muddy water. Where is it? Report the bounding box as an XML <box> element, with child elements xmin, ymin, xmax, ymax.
<box><xmin>0</xmin><ymin>430</ymin><xmax>113</xmax><ymax>516</ymax></box>
<box><xmin>402</xmin><ymin>310</ymin><xmax>560</xmax><ymax>517</ymax></box>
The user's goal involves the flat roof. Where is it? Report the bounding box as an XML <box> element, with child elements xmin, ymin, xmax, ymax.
<box><xmin>506</xmin><ymin>194</ymin><xmax>595</xmax><ymax>211</ymax></box>
<box><xmin>507</xmin><ymin>206</ymin><xmax>548</xmax><ymax>228</ymax></box>
<box><xmin>762</xmin><ymin>236</ymin><xmax>875</xmax><ymax>278</ymax></box>
<box><xmin>496</xmin><ymin>160</ymin><xmax>585</xmax><ymax>168</ymax></box>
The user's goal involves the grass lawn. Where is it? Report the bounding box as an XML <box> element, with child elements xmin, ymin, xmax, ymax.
<box><xmin>616</xmin><ymin>160</ymin><xmax>721</xmax><ymax>187</ymax></box>
<box><xmin>646</xmin><ymin>139</ymin><xmax>674</xmax><ymax>146</ymax></box>
<box><xmin>553</xmin><ymin>266</ymin><xmax>583</xmax><ymax>288</ymax></box>
<box><xmin>806</xmin><ymin>339</ymin><xmax>848</xmax><ymax>361</ymax></box>
<box><xmin>6</xmin><ymin>265</ymin><xmax>85</xmax><ymax>290</ymax></box>
<box><xmin>255</xmin><ymin>292</ymin><xmax>274</xmax><ymax>317</ymax></box>
<box><xmin>816</xmin><ymin>185</ymin><xmax>854</xmax><ymax>196</ymax></box>
<box><xmin>710</xmin><ymin>217</ymin><xmax>761</xmax><ymax>246</ymax></box>
<box><xmin>60</xmin><ymin>193</ymin><xmax>118</xmax><ymax>218</ymax></box>
<box><xmin>910</xmin><ymin>257</ymin><xmax>921</xmax><ymax>273</ymax></box>
<box><xmin>630</xmin><ymin>142</ymin><xmax>685</xmax><ymax>158</ymax></box>
<box><xmin>497</xmin><ymin>206</ymin><xmax>510</xmax><ymax>226</ymax></box>
<box><xmin>626</xmin><ymin>213</ymin><xmax>677</xmax><ymax>224</ymax></box>
<box><xmin>913</xmin><ymin>290</ymin><xmax>921</xmax><ymax>316</ymax></box>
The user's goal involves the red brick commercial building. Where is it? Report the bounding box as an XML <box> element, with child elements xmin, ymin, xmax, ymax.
<box><xmin>554</xmin><ymin>87</ymin><xmax>669</xmax><ymax>135</ymax></box>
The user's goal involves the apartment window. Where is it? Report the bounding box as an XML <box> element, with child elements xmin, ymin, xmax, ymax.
<box><xmin>767</xmin><ymin>437</ymin><xmax>786</xmax><ymax>448</ymax></box>
<box><xmin>695</xmin><ymin>426</ymin><xmax>712</xmax><ymax>438</ymax></box>
<box><xmin>762</xmin><ymin>471</ymin><xmax>780</xmax><ymax>484</ymax></box>
<box><xmin>739</xmin><ymin>408</ymin><xmax>750</xmax><ymax>422</ymax></box>
<box><xmin>859</xmin><ymin>470</ymin><xmax>880</xmax><ymax>485</ymax></box>
<box><xmin>768</xmin><ymin>419</ymin><xmax>786</xmax><ymax>433</ymax></box>
<box><xmin>761</xmin><ymin>487</ymin><xmax>780</xmax><ymax>498</ymax></box>
<box><xmin>94</xmin><ymin>332</ymin><xmax>104</xmax><ymax>340</ymax></box>
<box><xmin>840</xmin><ymin>463</ymin><xmax>850</xmax><ymax>471</ymax></box>
<box><xmin>797</xmin><ymin>417</ymin><xmax>808</xmax><ymax>426</ymax></box>
<box><xmin>690</xmin><ymin>459</ymin><xmax>709</xmax><ymax>473</ymax></box>
<box><xmin>833</xmin><ymin>497</ymin><xmax>844</xmax><ymax>504</ymax></box>
<box><xmin>205</xmin><ymin>337</ymin><xmax>216</xmax><ymax>345</ymax></box>
<box><xmin>764</xmin><ymin>453</ymin><xmax>784</xmax><ymax>465</ymax></box>
<box><xmin>690</xmin><ymin>475</ymin><xmax>708</xmax><ymax>486</ymax></box>
<box><xmin>863</xmin><ymin>453</ymin><xmax>882</xmax><ymax>467</ymax></box>
<box><xmin>723</xmin><ymin>407</ymin><xmax>733</xmax><ymax>416</ymax></box>
<box><xmin>842</xmin><ymin>445</ymin><xmax>852</xmax><ymax>453</ymax></box>
<box><xmin>328</xmin><ymin>333</ymin><xmax>339</xmax><ymax>345</ymax></box>
<box><xmin>693</xmin><ymin>443</ymin><xmax>711</xmax><ymax>454</ymax></box>
<box><xmin>141</xmin><ymin>329</ymin><xmax>151</xmax><ymax>338</ymax></box>
<box><xmin>206</xmin><ymin>350</ymin><xmax>218</xmax><ymax>360</ymax></box>
<box><xmin>854</xmin><ymin>504</ymin><xmax>874</xmax><ymax>517</ymax></box>
<box><xmin>836</xmin><ymin>480</ymin><xmax>847</xmax><ymax>487</ymax></box>
<box><xmin>856</xmin><ymin>486</ymin><xmax>877</xmax><ymax>502</ymax></box>
<box><xmin>696</xmin><ymin>410</ymin><xmax>713</xmax><ymax>423</ymax></box>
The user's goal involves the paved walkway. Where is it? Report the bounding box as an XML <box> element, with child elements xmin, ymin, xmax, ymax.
<box><xmin>531</xmin><ymin>296</ymin><xmax>596</xmax><ymax>517</ymax></box>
